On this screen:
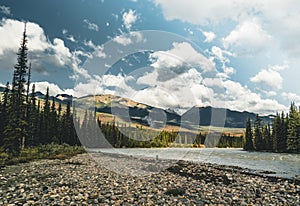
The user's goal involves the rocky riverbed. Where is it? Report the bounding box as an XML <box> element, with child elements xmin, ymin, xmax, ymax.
<box><xmin>0</xmin><ymin>152</ymin><xmax>299</xmax><ymax>205</ymax></box>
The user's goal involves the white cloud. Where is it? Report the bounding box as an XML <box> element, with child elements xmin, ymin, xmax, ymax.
<box><xmin>202</xmin><ymin>31</ymin><xmax>216</xmax><ymax>43</ymax></box>
<box><xmin>250</xmin><ymin>63</ymin><xmax>288</xmax><ymax>90</ymax></box>
<box><xmin>0</xmin><ymin>19</ymin><xmax>81</xmax><ymax>75</ymax></box>
<box><xmin>250</xmin><ymin>69</ymin><xmax>283</xmax><ymax>90</ymax></box>
<box><xmin>113</xmin><ymin>35</ymin><xmax>132</xmax><ymax>46</ymax></box>
<box><xmin>210</xmin><ymin>46</ymin><xmax>235</xmax><ymax>78</ymax></box>
<box><xmin>268</xmin><ymin>63</ymin><xmax>289</xmax><ymax>71</ymax></box>
<box><xmin>150</xmin><ymin>42</ymin><xmax>215</xmax><ymax>72</ymax></box>
<box><xmin>203</xmin><ymin>78</ymin><xmax>224</xmax><ymax>88</ymax></box>
<box><xmin>122</xmin><ymin>9</ymin><xmax>138</xmax><ymax>30</ymax></box>
<box><xmin>221</xmin><ymin>80</ymin><xmax>287</xmax><ymax>114</ymax></box>
<box><xmin>222</xmin><ymin>20</ymin><xmax>272</xmax><ymax>55</ymax></box>
<box><xmin>0</xmin><ymin>18</ymin><xmax>92</xmax><ymax>82</ymax></box>
<box><xmin>211</xmin><ymin>46</ymin><xmax>234</xmax><ymax>63</ymax></box>
<box><xmin>282</xmin><ymin>92</ymin><xmax>300</xmax><ymax>104</ymax></box>
<box><xmin>134</xmin><ymin>68</ymin><xmax>212</xmax><ymax>113</ymax></box>
<box><xmin>0</xmin><ymin>5</ymin><xmax>11</xmax><ymax>15</ymax></box>
<box><xmin>113</xmin><ymin>31</ymin><xmax>143</xmax><ymax>46</ymax></box>
<box><xmin>62</xmin><ymin>29</ymin><xmax>77</xmax><ymax>42</ymax></box>
<box><xmin>31</xmin><ymin>81</ymin><xmax>73</xmax><ymax>97</ymax></box>
<box><xmin>264</xmin><ymin>90</ymin><xmax>277</xmax><ymax>97</ymax></box>
<box><xmin>154</xmin><ymin>0</ymin><xmax>256</xmax><ymax>25</ymax></box>
<box><xmin>0</xmin><ymin>82</ymin><xmax>6</xmax><ymax>88</ymax></box>
<box><xmin>154</xmin><ymin>0</ymin><xmax>300</xmax><ymax>57</ymax></box>
<box><xmin>83</xmin><ymin>19</ymin><xmax>99</xmax><ymax>31</ymax></box>
<box><xmin>83</xmin><ymin>40</ymin><xmax>106</xmax><ymax>58</ymax></box>
<box><xmin>257</xmin><ymin>0</ymin><xmax>300</xmax><ymax>57</ymax></box>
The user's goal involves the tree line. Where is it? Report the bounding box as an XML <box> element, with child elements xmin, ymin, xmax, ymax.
<box><xmin>244</xmin><ymin>103</ymin><xmax>300</xmax><ymax>153</ymax></box>
<box><xmin>78</xmin><ymin>109</ymin><xmax>244</xmax><ymax>148</ymax></box>
<box><xmin>0</xmin><ymin>25</ymin><xmax>80</xmax><ymax>157</ymax></box>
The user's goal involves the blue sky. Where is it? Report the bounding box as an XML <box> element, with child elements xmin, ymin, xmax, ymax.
<box><xmin>0</xmin><ymin>0</ymin><xmax>300</xmax><ymax>114</ymax></box>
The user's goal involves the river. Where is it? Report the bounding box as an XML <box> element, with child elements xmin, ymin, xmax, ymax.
<box><xmin>89</xmin><ymin>148</ymin><xmax>300</xmax><ymax>179</ymax></box>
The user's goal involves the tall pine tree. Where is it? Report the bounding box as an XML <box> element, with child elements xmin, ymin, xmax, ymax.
<box><xmin>3</xmin><ymin>23</ymin><xmax>29</xmax><ymax>156</ymax></box>
<box><xmin>244</xmin><ymin>117</ymin><xmax>254</xmax><ymax>151</ymax></box>
<box><xmin>287</xmin><ymin>102</ymin><xmax>300</xmax><ymax>152</ymax></box>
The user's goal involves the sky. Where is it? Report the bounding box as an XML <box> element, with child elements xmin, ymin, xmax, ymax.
<box><xmin>0</xmin><ymin>0</ymin><xmax>300</xmax><ymax>115</ymax></box>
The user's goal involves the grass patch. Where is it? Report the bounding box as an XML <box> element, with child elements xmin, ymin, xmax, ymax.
<box><xmin>0</xmin><ymin>143</ymin><xmax>85</xmax><ymax>166</ymax></box>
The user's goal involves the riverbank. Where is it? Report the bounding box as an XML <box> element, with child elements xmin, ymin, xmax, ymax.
<box><xmin>0</xmin><ymin>143</ymin><xmax>85</xmax><ymax>167</ymax></box>
<box><xmin>0</xmin><ymin>152</ymin><xmax>299</xmax><ymax>205</ymax></box>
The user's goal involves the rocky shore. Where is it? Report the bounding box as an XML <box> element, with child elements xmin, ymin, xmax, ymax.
<box><xmin>0</xmin><ymin>152</ymin><xmax>299</xmax><ymax>205</ymax></box>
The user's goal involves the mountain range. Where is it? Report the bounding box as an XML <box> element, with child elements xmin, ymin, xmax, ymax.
<box><xmin>0</xmin><ymin>86</ymin><xmax>274</xmax><ymax>130</ymax></box>
<box><xmin>74</xmin><ymin>94</ymin><xmax>274</xmax><ymax>129</ymax></box>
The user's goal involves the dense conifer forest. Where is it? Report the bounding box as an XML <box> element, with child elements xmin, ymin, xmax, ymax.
<box><xmin>244</xmin><ymin>104</ymin><xmax>300</xmax><ymax>153</ymax></box>
<box><xmin>0</xmin><ymin>25</ymin><xmax>80</xmax><ymax>158</ymax></box>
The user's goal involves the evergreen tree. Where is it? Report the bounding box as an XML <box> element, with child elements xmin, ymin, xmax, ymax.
<box><xmin>244</xmin><ymin>117</ymin><xmax>254</xmax><ymax>151</ymax></box>
<box><xmin>0</xmin><ymin>82</ymin><xmax>10</xmax><ymax>146</ymax></box>
<box><xmin>49</xmin><ymin>97</ymin><xmax>58</xmax><ymax>143</ymax></box>
<box><xmin>41</xmin><ymin>87</ymin><xmax>51</xmax><ymax>144</ymax></box>
<box><xmin>27</xmin><ymin>84</ymin><xmax>38</xmax><ymax>146</ymax></box>
<box><xmin>61</xmin><ymin>102</ymin><xmax>75</xmax><ymax>145</ymax></box>
<box><xmin>287</xmin><ymin>102</ymin><xmax>300</xmax><ymax>152</ymax></box>
<box><xmin>57</xmin><ymin>103</ymin><xmax>62</xmax><ymax>144</ymax></box>
<box><xmin>3</xmin><ymin>24</ymin><xmax>29</xmax><ymax>156</ymax></box>
<box><xmin>253</xmin><ymin>115</ymin><xmax>263</xmax><ymax>151</ymax></box>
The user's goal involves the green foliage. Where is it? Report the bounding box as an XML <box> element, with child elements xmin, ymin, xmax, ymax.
<box><xmin>0</xmin><ymin>143</ymin><xmax>85</xmax><ymax>166</ymax></box>
<box><xmin>0</xmin><ymin>24</ymin><xmax>82</xmax><ymax>162</ymax></box>
<box><xmin>244</xmin><ymin>103</ymin><xmax>300</xmax><ymax>153</ymax></box>
<box><xmin>244</xmin><ymin>117</ymin><xmax>254</xmax><ymax>151</ymax></box>
<box><xmin>287</xmin><ymin>102</ymin><xmax>300</xmax><ymax>153</ymax></box>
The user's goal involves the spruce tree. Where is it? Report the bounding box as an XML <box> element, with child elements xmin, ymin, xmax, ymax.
<box><xmin>50</xmin><ymin>97</ymin><xmax>58</xmax><ymax>143</ymax></box>
<box><xmin>41</xmin><ymin>87</ymin><xmax>51</xmax><ymax>144</ymax></box>
<box><xmin>253</xmin><ymin>115</ymin><xmax>263</xmax><ymax>151</ymax></box>
<box><xmin>3</xmin><ymin>23</ymin><xmax>29</xmax><ymax>156</ymax></box>
<box><xmin>0</xmin><ymin>82</ymin><xmax>10</xmax><ymax>146</ymax></box>
<box><xmin>287</xmin><ymin>102</ymin><xmax>300</xmax><ymax>152</ymax></box>
<box><xmin>244</xmin><ymin>117</ymin><xmax>254</xmax><ymax>151</ymax></box>
<box><xmin>27</xmin><ymin>84</ymin><xmax>38</xmax><ymax>146</ymax></box>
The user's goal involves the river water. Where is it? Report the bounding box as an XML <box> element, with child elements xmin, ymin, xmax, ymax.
<box><xmin>90</xmin><ymin>148</ymin><xmax>300</xmax><ymax>179</ymax></box>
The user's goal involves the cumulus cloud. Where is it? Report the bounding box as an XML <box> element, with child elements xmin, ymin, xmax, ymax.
<box><xmin>122</xmin><ymin>9</ymin><xmax>138</xmax><ymax>30</ymax></box>
<box><xmin>150</xmin><ymin>42</ymin><xmax>215</xmax><ymax>73</ymax></box>
<box><xmin>222</xmin><ymin>20</ymin><xmax>272</xmax><ymax>55</ymax></box>
<box><xmin>30</xmin><ymin>81</ymin><xmax>74</xmax><ymax>97</ymax></box>
<box><xmin>155</xmin><ymin>0</ymin><xmax>300</xmax><ymax>57</ymax></box>
<box><xmin>0</xmin><ymin>19</ymin><xmax>79</xmax><ymax>74</ymax></box>
<box><xmin>210</xmin><ymin>46</ymin><xmax>235</xmax><ymax>78</ymax></box>
<box><xmin>113</xmin><ymin>32</ymin><xmax>143</xmax><ymax>46</ymax></box>
<box><xmin>153</xmin><ymin>0</ymin><xmax>261</xmax><ymax>25</ymax></box>
<box><xmin>202</xmin><ymin>31</ymin><xmax>216</xmax><ymax>43</ymax></box>
<box><xmin>250</xmin><ymin>64</ymin><xmax>288</xmax><ymax>90</ymax></box>
<box><xmin>134</xmin><ymin>68</ymin><xmax>213</xmax><ymax>113</ymax></box>
<box><xmin>282</xmin><ymin>92</ymin><xmax>300</xmax><ymax>104</ymax></box>
<box><xmin>0</xmin><ymin>18</ymin><xmax>92</xmax><ymax>82</ymax></box>
<box><xmin>250</xmin><ymin>69</ymin><xmax>283</xmax><ymax>90</ymax></box>
<box><xmin>0</xmin><ymin>5</ymin><xmax>10</xmax><ymax>15</ymax></box>
<box><xmin>220</xmin><ymin>80</ymin><xmax>287</xmax><ymax>114</ymax></box>
<box><xmin>83</xmin><ymin>19</ymin><xmax>99</xmax><ymax>31</ymax></box>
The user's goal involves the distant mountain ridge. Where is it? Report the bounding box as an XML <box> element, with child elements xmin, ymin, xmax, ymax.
<box><xmin>75</xmin><ymin>94</ymin><xmax>274</xmax><ymax>129</ymax></box>
<box><xmin>0</xmin><ymin>86</ymin><xmax>73</xmax><ymax>104</ymax></box>
<box><xmin>0</xmin><ymin>86</ymin><xmax>273</xmax><ymax>129</ymax></box>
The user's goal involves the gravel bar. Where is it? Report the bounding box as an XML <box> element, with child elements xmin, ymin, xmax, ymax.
<box><xmin>0</xmin><ymin>153</ymin><xmax>299</xmax><ymax>205</ymax></box>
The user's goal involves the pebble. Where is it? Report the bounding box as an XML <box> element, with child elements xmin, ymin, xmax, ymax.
<box><xmin>0</xmin><ymin>153</ymin><xmax>299</xmax><ymax>205</ymax></box>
